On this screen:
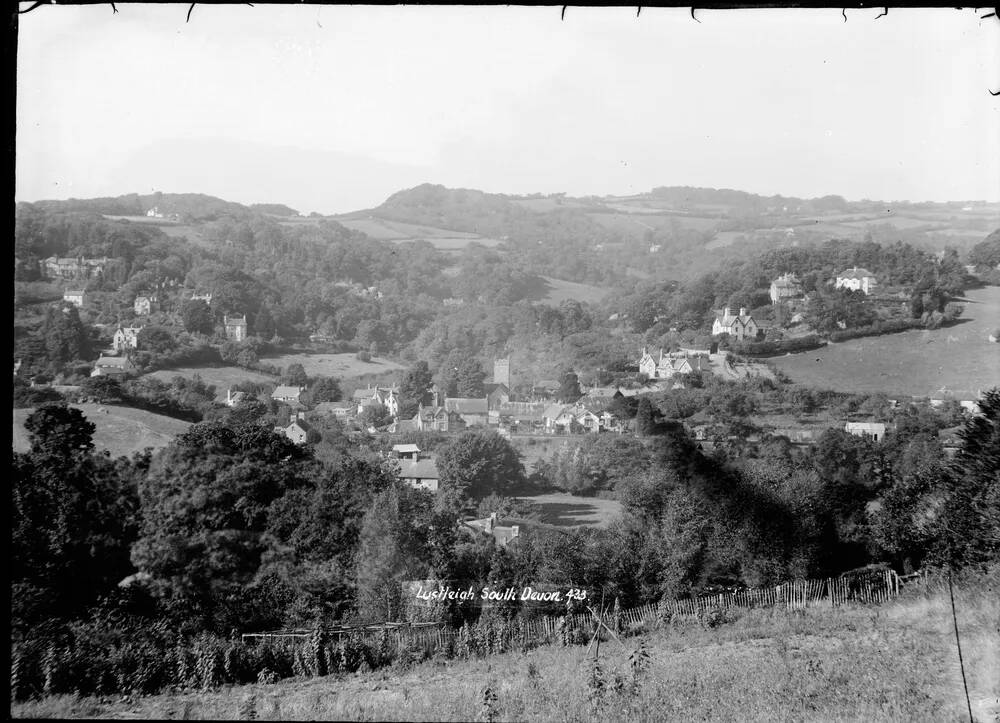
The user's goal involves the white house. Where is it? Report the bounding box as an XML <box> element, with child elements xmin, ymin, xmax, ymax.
<box><xmin>112</xmin><ymin>325</ymin><xmax>142</xmax><ymax>353</ymax></box>
<box><xmin>133</xmin><ymin>295</ymin><xmax>155</xmax><ymax>315</ymax></box>
<box><xmin>844</xmin><ymin>421</ymin><xmax>887</xmax><ymax>442</ymax></box>
<box><xmin>638</xmin><ymin>348</ymin><xmax>712</xmax><ymax>379</ymax></box>
<box><xmin>712</xmin><ymin>308</ymin><xmax>759</xmax><ymax>341</ymax></box>
<box><xmin>225</xmin><ymin>388</ymin><xmax>248</xmax><ymax>407</ymax></box>
<box><xmin>835</xmin><ymin>267</ymin><xmax>877</xmax><ymax>295</ymax></box>
<box><xmin>63</xmin><ymin>290</ymin><xmax>86</xmax><ymax>308</ymax></box>
<box><xmin>224</xmin><ymin>315</ymin><xmax>248</xmax><ymax>342</ymax></box>
<box><xmin>352</xmin><ymin>386</ymin><xmax>400</xmax><ymax>418</ymax></box>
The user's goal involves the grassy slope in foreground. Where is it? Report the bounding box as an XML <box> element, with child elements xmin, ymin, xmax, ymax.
<box><xmin>15</xmin><ymin>577</ymin><xmax>998</xmax><ymax>721</ymax></box>
<box><xmin>12</xmin><ymin>404</ymin><xmax>191</xmax><ymax>458</ymax></box>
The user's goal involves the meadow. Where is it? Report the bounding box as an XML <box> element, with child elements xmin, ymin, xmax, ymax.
<box><xmin>770</xmin><ymin>285</ymin><xmax>1000</xmax><ymax>399</ymax></box>
<box><xmin>530</xmin><ymin>276</ymin><xmax>610</xmax><ymax>306</ymax></box>
<box><xmin>12</xmin><ymin>403</ymin><xmax>190</xmax><ymax>457</ymax></box>
<box><xmin>334</xmin><ymin>216</ymin><xmax>503</xmax><ymax>250</ymax></box>
<box><xmin>14</xmin><ymin>574</ymin><xmax>997</xmax><ymax>721</ymax></box>
<box><xmin>259</xmin><ymin>352</ymin><xmax>407</xmax><ymax>381</ymax></box>
<box><xmin>144</xmin><ymin>366</ymin><xmax>278</xmax><ymax>402</ymax></box>
<box><xmin>515</xmin><ymin>491</ymin><xmax>623</xmax><ymax>529</ymax></box>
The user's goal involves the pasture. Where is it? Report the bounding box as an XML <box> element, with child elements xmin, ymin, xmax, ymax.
<box><xmin>12</xmin><ymin>403</ymin><xmax>190</xmax><ymax>458</ymax></box>
<box><xmin>144</xmin><ymin>366</ymin><xmax>277</xmax><ymax>401</ymax></box>
<box><xmin>18</xmin><ymin>574</ymin><xmax>997</xmax><ymax>721</ymax></box>
<box><xmin>529</xmin><ymin>276</ymin><xmax>609</xmax><ymax>306</ymax></box>
<box><xmin>515</xmin><ymin>491</ymin><xmax>623</xmax><ymax>529</ymax></box>
<box><xmin>334</xmin><ymin>216</ymin><xmax>502</xmax><ymax>250</ymax></box>
<box><xmin>770</xmin><ymin>285</ymin><xmax>1000</xmax><ymax>399</ymax></box>
<box><xmin>260</xmin><ymin>352</ymin><xmax>407</xmax><ymax>381</ymax></box>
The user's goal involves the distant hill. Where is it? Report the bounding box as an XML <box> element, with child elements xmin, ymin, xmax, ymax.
<box><xmin>31</xmin><ymin>192</ymin><xmax>253</xmax><ymax>221</ymax></box>
<box><xmin>251</xmin><ymin>203</ymin><xmax>300</xmax><ymax>216</ymax></box>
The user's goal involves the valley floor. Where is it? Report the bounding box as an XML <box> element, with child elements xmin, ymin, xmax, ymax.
<box><xmin>13</xmin><ymin>577</ymin><xmax>998</xmax><ymax>721</ymax></box>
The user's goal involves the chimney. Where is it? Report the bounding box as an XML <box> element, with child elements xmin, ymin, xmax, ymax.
<box><xmin>433</xmin><ymin>390</ymin><xmax>440</xmax><ymax>407</ymax></box>
<box><xmin>739</xmin><ymin>307</ymin><xmax>747</xmax><ymax>316</ymax></box>
<box><xmin>511</xmin><ymin>525</ymin><xmax>520</xmax><ymax>538</ymax></box>
<box><xmin>289</xmin><ymin>413</ymin><xmax>296</xmax><ymax>425</ymax></box>
<box><xmin>723</xmin><ymin>307</ymin><xmax>731</xmax><ymax>318</ymax></box>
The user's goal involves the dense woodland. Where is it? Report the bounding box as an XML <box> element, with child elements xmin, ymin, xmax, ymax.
<box><xmin>10</xmin><ymin>189</ymin><xmax>1000</xmax><ymax>699</ymax></box>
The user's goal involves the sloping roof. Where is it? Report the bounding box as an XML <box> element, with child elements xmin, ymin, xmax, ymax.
<box><xmin>543</xmin><ymin>403</ymin><xmax>569</xmax><ymax>420</ymax></box>
<box><xmin>483</xmin><ymin>382</ymin><xmax>510</xmax><ymax>395</ymax></box>
<box><xmin>771</xmin><ymin>273</ymin><xmax>801</xmax><ymax>288</ymax></box>
<box><xmin>313</xmin><ymin>401</ymin><xmax>353</xmax><ymax>414</ymax></box>
<box><xmin>837</xmin><ymin>267</ymin><xmax>875</xmax><ymax>280</ymax></box>
<box><xmin>392</xmin><ymin>443</ymin><xmax>421</xmax><ymax>454</ymax></box>
<box><xmin>271</xmin><ymin>385</ymin><xmax>302</xmax><ymax>399</ymax></box>
<box><xmin>398</xmin><ymin>458</ymin><xmax>440</xmax><ymax>479</ymax></box>
<box><xmin>94</xmin><ymin>355</ymin><xmax>133</xmax><ymax>369</ymax></box>
<box><xmin>444</xmin><ymin>397</ymin><xmax>488</xmax><ymax>415</ymax></box>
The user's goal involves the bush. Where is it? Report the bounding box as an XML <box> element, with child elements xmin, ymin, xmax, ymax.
<box><xmin>356</xmin><ymin>350</ymin><xmax>372</xmax><ymax>363</ymax></box>
<box><xmin>729</xmin><ymin>335</ymin><xmax>824</xmax><ymax>357</ymax></box>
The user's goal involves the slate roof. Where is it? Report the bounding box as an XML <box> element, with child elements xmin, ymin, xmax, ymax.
<box><xmin>444</xmin><ymin>398</ymin><xmax>488</xmax><ymax>415</ymax></box>
<box><xmin>398</xmin><ymin>458</ymin><xmax>440</xmax><ymax>479</ymax></box>
<box><xmin>837</xmin><ymin>267</ymin><xmax>875</xmax><ymax>280</ymax></box>
<box><xmin>94</xmin><ymin>355</ymin><xmax>134</xmax><ymax>369</ymax></box>
<box><xmin>271</xmin><ymin>385</ymin><xmax>303</xmax><ymax>399</ymax></box>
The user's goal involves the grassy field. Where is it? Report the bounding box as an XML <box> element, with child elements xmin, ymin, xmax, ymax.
<box><xmin>516</xmin><ymin>491</ymin><xmax>623</xmax><ymax>529</ymax></box>
<box><xmin>771</xmin><ymin>285</ymin><xmax>1000</xmax><ymax>399</ymax></box>
<box><xmin>333</xmin><ymin>216</ymin><xmax>502</xmax><ymax>250</ymax></box>
<box><xmin>260</xmin><ymin>352</ymin><xmax>407</xmax><ymax>380</ymax></box>
<box><xmin>145</xmin><ymin>366</ymin><xmax>277</xmax><ymax>401</ymax></box>
<box><xmin>529</xmin><ymin>277</ymin><xmax>609</xmax><ymax>306</ymax></box>
<box><xmin>16</xmin><ymin>576</ymin><xmax>997</xmax><ymax>721</ymax></box>
<box><xmin>12</xmin><ymin>403</ymin><xmax>190</xmax><ymax>458</ymax></box>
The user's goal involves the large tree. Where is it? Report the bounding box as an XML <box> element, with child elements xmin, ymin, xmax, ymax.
<box><xmin>181</xmin><ymin>299</ymin><xmax>215</xmax><ymax>335</ymax></box>
<box><xmin>436</xmin><ymin>430</ymin><xmax>526</xmax><ymax>502</ymax></box>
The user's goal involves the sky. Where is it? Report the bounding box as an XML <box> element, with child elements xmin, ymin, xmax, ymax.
<box><xmin>15</xmin><ymin>5</ymin><xmax>1000</xmax><ymax>214</ymax></box>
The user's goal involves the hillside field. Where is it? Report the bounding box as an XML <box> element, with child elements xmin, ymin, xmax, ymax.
<box><xmin>771</xmin><ymin>285</ymin><xmax>1000</xmax><ymax>399</ymax></box>
<box><xmin>145</xmin><ymin>366</ymin><xmax>278</xmax><ymax>402</ymax></box>
<box><xmin>260</xmin><ymin>352</ymin><xmax>407</xmax><ymax>381</ymax></box>
<box><xmin>532</xmin><ymin>276</ymin><xmax>610</xmax><ymax>306</ymax></box>
<box><xmin>15</xmin><ymin>576</ymin><xmax>997</xmax><ymax>721</ymax></box>
<box><xmin>334</xmin><ymin>216</ymin><xmax>503</xmax><ymax>250</ymax></box>
<box><xmin>12</xmin><ymin>403</ymin><xmax>190</xmax><ymax>458</ymax></box>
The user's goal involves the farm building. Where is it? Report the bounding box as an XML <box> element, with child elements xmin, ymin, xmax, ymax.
<box><xmin>835</xmin><ymin>267</ymin><xmax>877</xmax><ymax>295</ymax></box>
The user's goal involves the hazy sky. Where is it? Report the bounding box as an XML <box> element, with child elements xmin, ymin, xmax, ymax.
<box><xmin>16</xmin><ymin>5</ymin><xmax>1000</xmax><ymax>214</ymax></box>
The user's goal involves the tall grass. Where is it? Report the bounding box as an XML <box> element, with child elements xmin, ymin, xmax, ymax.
<box><xmin>13</xmin><ymin>573</ymin><xmax>998</xmax><ymax>721</ymax></box>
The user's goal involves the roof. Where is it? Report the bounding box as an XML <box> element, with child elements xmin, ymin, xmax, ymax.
<box><xmin>444</xmin><ymin>397</ymin><xmax>488</xmax><ymax>415</ymax></box>
<box><xmin>837</xmin><ymin>267</ymin><xmax>875</xmax><ymax>280</ymax></box>
<box><xmin>716</xmin><ymin>310</ymin><xmax>754</xmax><ymax>326</ymax></box>
<box><xmin>271</xmin><ymin>385</ymin><xmax>302</xmax><ymax>399</ymax></box>
<box><xmin>94</xmin><ymin>356</ymin><xmax>133</xmax><ymax>369</ymax></box>
<box><xmin>314</xmin><ymin>401</ymin><xmax>352</xmax><ymax>411</ymax></box>
<box><xmin>398</xmin><ymin>458</ymin><xmax>440</xmax><ymax>480</ymax></box>
<box><xmin>771</xmin><ymin>273</ymin><xmax>801</xmax><ymax>287</ymax></box>
<box><xmin>392</xmin><ymin>443</ymin><xmax>421</xmax><ymax>454</ymax></box>
<box><xmin>483</xmin><ymin>382</ymin><xmax>510</xmax><ymax>395</ymax></box>
<box><xmin>64</xmin><ymin>290</ymin><xmax>86</xmax><ymax>296</ymax></box>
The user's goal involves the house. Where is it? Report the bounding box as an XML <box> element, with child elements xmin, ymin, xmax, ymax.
<box><xmin>769</xmin><ymin>273</ymin><xmax>803</xmax><ymax>304</ymax></box>
<box><xmin>397</xmin><ymin>456</ymin><xmax>441</xmax><ymax>492</ymax></box>
<box><xmin>133</xmin><ymin>294</ymin><xmax>156</xmax><ymax>315</ymax></box>
<box><xmin>225</xmin><ymin>388</ymin><xmax>248</xmax><ymax>407</ymax></box>
<box><xmin>494</xmin><ymin>401</ymin><xmax>548</xmax><ymax>434</ymax></box>
<box><xmin>844</xmin><ymin>421</ymin><xmax>887</xmax><ymax>442</ymax></box>
<box><xmin>271</xmin><ymin>385</ymin><xmax>305</xmax><ymax>405</ymax></box>
<box><xmin>392</xmin><ymin>443</ymin><xmax>421</xmax><ymax>461</ymax></box>
<box><xmin>189</xmin><ymin>291</ymin><xmax>213</xmax><ymax>304</ymax></box>
<box><xmin>531</xmin><ymin>379</ymin><xmax>561</xmax><ymax>400</ymax></box>
<box><xmin>274</xmin><ymin>413</ymin><xmax>310</xmax><ymax>445</ymax></box>
<box><xmin>146</xmin><ymin>206</ymin><xmax>164</xmax><ymax>218</ymax></box>
<box><xmin>224</xmin><ymin>315</ymin><xmax>248</xmax><ymax>342</ymax></box>
<box><xmin>91</xmin><ymin>355</ymin><xmax>136</xmax><ymax>379</ymax></box>
<box><xmin>44</xmin><ymin>256</ymin><xmax>107</xmax><ymax>280</ymax></box>
<box><xmin>638</xmin><ymin>348</ymin><xmax>712</xmax><ymax>379</ymax></box>
<box><xmin>312</xmin><ymin>401</ymin><xmax>355</xmax><ymax>419</ymax></box>
<box><xmin>484</xmin><ymin>382</ymin><xmax>510</xmax><ymax>410</ymax></box>
<box><xmin>444</xmin><ymin>397</ymin><xmax>489</xmax><ymax>427</ymax></box>
<box><xmin>63</xmin><ymin>290</ymin><xmax>86</xmax><ymax>308</ymax></box>
<box><xmin>415</xmin><ymin>404</ymin><xmax>455</xmax><ymax>432</ymax></box>
<box><xmin>712</xmin><ymin>308</ymin><xmax>759</xmax><ymax>341</ymax></box>
<box><xmin>352</xmin><ymin>386</ymin><xmax>399</xmax><ymax>418</ymax></box>
<box><xmin>835</xmin><ymin>267</ymin><xmax>877</xmax><ymax>295</ymax></box>
<box><xmin>462</xmin><ymin>512</ymin><xmax>521</xmax><ymax>547</ymax></box>
<box><xmin>112</xmin><ymin>325</ymin><xmax>142</xmax><ymax>353</ymax></box>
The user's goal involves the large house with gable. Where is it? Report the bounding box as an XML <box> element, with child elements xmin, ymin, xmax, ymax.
<box><xmin>835</xmin><ymin>267</ymin><xmax>877</xmax><ymax>295</ymax></box>
<box><xmin>638</xmin><ymin>348</ymin><xmax>712</xmax><ymax>379</ymax></box>
<box><xmin>224</xmin><ymin>315</ymin><xmax>248</xmax><ymax>342</ymax></box>
<box><xmin>112</xmin><ymin>325</ymin><xmax>142</xmax><ymax>353</ymax></box>
<box><xmin>352</xmin><ymin>385</ymin><xmax>399</xmax><ymax>418</ymax></box>
<box><xmin>91</xmin><ymin>355</ymin><xmax>136</xmax><ymax>379</ymax></box>
<box><xmin>712</xmin><ymin>307</ymin><xmax>759</xmax><ymax>341</ymax></box>
<box><xmin>274</xmin><ymin>413</ymin><xmax>311</xmax><ymax>445</ymax></box>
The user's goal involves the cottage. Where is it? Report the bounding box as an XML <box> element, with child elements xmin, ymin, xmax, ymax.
<box><xmin>271</xmin><ymin>385</ymin><xmax>305</xmax><ymax>405</ymax></box>
<box><xmin>112</xmin><ymin>325</ymin><xmax>142</xmax><ymax>353</ymax></box>
<box><xmin>844</xmin><ymin>421</ymin><xmax>887</xmax><ymax>442</ymax></box>
<box><xmin>835</xmin><ymin>267</ymin><xmax>877</xmax><ymax>295</ymax></box>
<box><xmin>444</xmin><ymin>397</ymin><xmax>489</xmax><ymax>427</ymax></box>
<box><xmin>397</xmin><ymin>456</ymin><xmax>441</xmax><ymax>492</ymax></box>
<box><xmin>462</xmin><ymin>512</ymin><xmax>520</xmax><ymax>547</ymax></box>
<box><xmin>91</xmin><ymin>355</ymin><xmax>136</xmax><ymax>379</ymax></box>
<box><xmin>415</xmin><ymin>404</ymin><xmax>455</xmax><ymax>432</ymax></box>
<box><xmin>274</xmin><ymin>414</ymin><xmax>310</xmax><ymax>445</ymax></box>
<box><xmin>769</xmin><ymin>273</ymin><xmax>803</xmax><ymax>304</ymax></box>
<box><xmin>63</xmin><ymin>290</ymin><xmax>86</xmax><ymax>308</ymax></box>
<box><xmin>712</xmin><ymin>307</ymin><xmax>759</xmax><ymax>341</ymax></box>
<box><xmin>312</xmin><ymin>401</ymin><xmax>355</xmax><ymax>419</ymax></box>
<box><xmin>224</xmin><ymin>315</ymin><xmax>248</xmax><ymax>342</ymax></box>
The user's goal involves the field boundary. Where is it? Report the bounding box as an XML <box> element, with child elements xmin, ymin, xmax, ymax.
<box><xmin>242</xmin><ymin>569</ymin><xmax>902</xmax><ymax>652</ymax></box>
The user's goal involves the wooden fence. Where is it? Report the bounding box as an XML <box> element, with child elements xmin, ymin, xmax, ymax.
<box><xmin>243</xmin><ymin>569</ymin><xmax>902</xmax><ymax>654</ymax></box>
